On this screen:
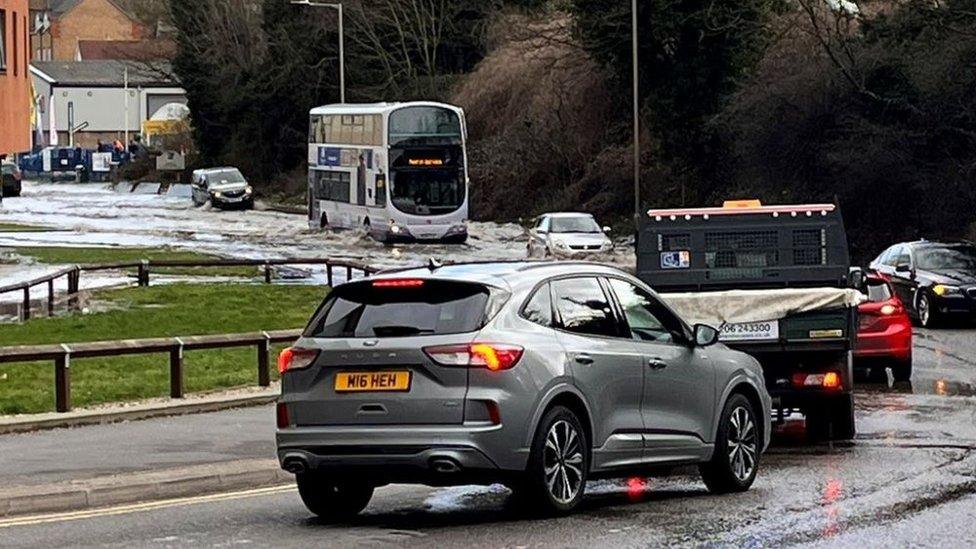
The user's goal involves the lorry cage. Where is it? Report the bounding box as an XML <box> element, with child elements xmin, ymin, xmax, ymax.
<box><xmin>637</xmin><ymin>200</ymin><xmax>852</xmax><ymax>292</ymax></box>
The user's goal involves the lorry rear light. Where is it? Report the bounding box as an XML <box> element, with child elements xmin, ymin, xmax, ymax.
<box><xmin>424</xmin><ymin>343</ymin><xmax>524</xmax><ymax>371</ymax></box>
<box><xmin>792</xmin><ymin>371</ymin><xmax>842</xmax><ymax>389</ymax></box>
<box><xmin>278</xmin><ymin>347</ymin><xmax>319</xmax><ymax>374</ymax></box>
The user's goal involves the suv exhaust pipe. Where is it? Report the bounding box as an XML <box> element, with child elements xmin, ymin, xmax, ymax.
<box><xmin>283</xmin><ymin>456</ymin><xmax>309</xmax><ymax>475</ymax></box>
<box><xmin>431</xmin><ymin>458</ymin><xmax>461</xmax><ymax>474</ymax></box>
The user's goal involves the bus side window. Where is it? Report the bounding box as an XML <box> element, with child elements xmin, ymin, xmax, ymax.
<box><xmin>314</xmin><ymin>170</ymin><xmax>351</xmax><ymax>203</ymax></box>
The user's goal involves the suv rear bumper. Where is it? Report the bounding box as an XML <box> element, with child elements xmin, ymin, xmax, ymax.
<box><xmin>276</xmin><ymin>423</ymin><xmax>524</xmax><ymax>485</ymax></box>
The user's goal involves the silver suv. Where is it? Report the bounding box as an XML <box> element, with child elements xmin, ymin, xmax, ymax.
<box><xmin>276</xmin><ymin>261</ymin><xmax>771</xmax><ymax>518</ymax></box>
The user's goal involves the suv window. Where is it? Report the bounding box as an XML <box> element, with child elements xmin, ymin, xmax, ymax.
<box><xmin>305</xmin><ymin>280</ymin><xmax>490</xmax><ymax>338</ymax></box>
<box><xmin>551</xmin><ymin>277</ymin><xmax>619</xmax><ymax>337</ymax></box>
<box><xmin>537</xmin><ymin>217</ymin><xmax>550</xmax><ymax>232</ymax></box>
<box><xmin>607</xmin><ymin>278</ymin><xmax>686</xmax><ymax>343</ymax></box>
<box><xmin>522</xmin><ymin>283</ymin><xmax>553</xmax><ymax>327</ymax></box>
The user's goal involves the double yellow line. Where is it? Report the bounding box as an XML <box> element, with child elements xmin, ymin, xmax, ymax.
<box><xmin>0</xmin><ymin>485</ymin><xmax>295</xmax><ymax>529</ymax></box>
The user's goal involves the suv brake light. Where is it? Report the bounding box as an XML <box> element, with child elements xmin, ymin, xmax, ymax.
<box><xmin>278</xmin><ymin>347</ymin><xmax>319</xmax><ymax>374</ymax></box>
<box><xmin>423</xmin><ymin>343</ymin><xmax>524</xmax><ymax>371</ymax></box>
<box><xmin>372</xmin><ymin>279</ymin><xmax>425</xmax><ymax>288</ymax></box>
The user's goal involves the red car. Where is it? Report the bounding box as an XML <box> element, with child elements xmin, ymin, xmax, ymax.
<box><xmin>855</xmin><ymin>274</ymin><xmax>913</xmax><ymax>381</ymax></box>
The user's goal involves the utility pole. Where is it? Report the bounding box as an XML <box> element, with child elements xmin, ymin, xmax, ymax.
<box><xmin>630</xmin><ymin>0</ymin><xmax>641</xmax><ymax>227</ymax></box>
<box><xmin>123</xmin><ymin>66</ymin><xmax>129</xmax><ymax>146</ymax></box>
<box><xmin>632</xmin><ymin>0</ymin><xmax>641</xmax><ymax>229</ymax></box>
<box><xmin>290</xmin><ymin>1</ymin><xmax>345</xmax><ymax>104</ymax></box>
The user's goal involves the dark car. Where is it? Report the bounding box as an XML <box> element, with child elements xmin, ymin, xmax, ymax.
<box><xmin>1</xmin><ymin>161</ymin><xmax>22</xmax><ymax>198</ymax></box>
<box><xmin>869</xmin><ymin>240</ymin><xmax>976</xmax><ymax>328</ymax></box>
<box><xmin>190</xmin><ymin>167</ymin><xmax>254</xmax><ymax>210</ymax></box>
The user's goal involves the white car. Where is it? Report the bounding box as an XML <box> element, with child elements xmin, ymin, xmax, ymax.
<box><xmin>527</xmin><ymin>212</ymin><xmax>613</xmax><ymax>258</ymax></box>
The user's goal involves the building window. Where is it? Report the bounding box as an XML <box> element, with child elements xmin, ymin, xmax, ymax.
<box><xmin>0</xmin><ymin>10</ymin><xmax>7</xmax><ymax>73</ymax></box>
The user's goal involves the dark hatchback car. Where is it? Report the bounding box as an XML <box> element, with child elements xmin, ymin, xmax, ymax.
<box><xmin>869</xmin><ymin>240</ymin><xmax>976</xmax><ymax>327</ymax></box>
<box><xmin>1</xmin><ymin>161</ymin><xmax>23</xmax><ymax>198</ymax></box>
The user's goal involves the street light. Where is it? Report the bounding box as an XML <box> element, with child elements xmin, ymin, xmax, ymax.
<box><xmin>290</xmin><ymin>0</ymin><xmax>345</xmax><ymax>104</ymax></box>
<box><xmin>631</xmin><ymin>0</ymin><xmax>640</xmax><ymax>228</ymax></box>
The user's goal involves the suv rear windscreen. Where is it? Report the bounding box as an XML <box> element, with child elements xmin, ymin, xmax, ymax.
<box><xmin>304</xmin><ymin>280</ymin><xmax>491</xmax><ymax>338</ymax></box>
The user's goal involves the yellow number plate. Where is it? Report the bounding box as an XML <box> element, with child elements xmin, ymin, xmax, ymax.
<box><xmin>334</xmin><ymin>371</ymin><xmax>411</xmax><ymax>393</ymax></box>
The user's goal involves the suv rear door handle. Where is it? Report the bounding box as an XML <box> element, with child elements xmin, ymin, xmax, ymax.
<box><xmin>647</xmin><ymin>357</ymin><xmax>667</xmax><ymax>370</ymax></box>
<box><xmin>574</xmin><ymin>353</ymin><xmax>594</xmax><ymax>365</ymax></box>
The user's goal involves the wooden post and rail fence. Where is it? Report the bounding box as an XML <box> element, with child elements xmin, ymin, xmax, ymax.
<box><xmin>0</xmin><ymin>257</ymin><xmax>376</xmax><ymax>322</ymax></box>
<box><xmin>0</xmin><ymin>330</ymin><xmax>303</xmax><ymax>413</ymax></box>
<box><xmin>0</xmin><ymin>257</ymin><xmax>378</xmax><ymax>413</ymax></box>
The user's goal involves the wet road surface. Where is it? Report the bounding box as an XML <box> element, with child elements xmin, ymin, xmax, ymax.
<box><xmin>2</xmin><ymin>183</ymin><xmax>975</xmax><ymax>546</ymax></box>
<box><xmin>2</xmin><ymin>327</ymin><xmax>975</xmax><ymax>547</ymax></box>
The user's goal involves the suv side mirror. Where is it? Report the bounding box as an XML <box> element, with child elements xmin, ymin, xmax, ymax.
<box><xmin>849</xmin><ymin>267</ymin><xmax>865</xmax><ymax>290</ymax></box>
<box><xmin>895</xmin><ymin>263</ymin><xmax>912</xmax><ymax>274</ymax></box>
<box><xmin>694</xmin><ymin>324</ymin><xmax>720</xmax><ymax>347</ymax></box>
<box><xmin>602</xmin><ymin>226</ymin><xmax>612</xmax><ymax>234</ymax></box>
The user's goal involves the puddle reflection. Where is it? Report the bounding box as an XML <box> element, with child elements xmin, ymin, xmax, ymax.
<box><xmin>857</xmin><ymin>375</ymin><xmax>976</xmax><ymax>397</ymax></box>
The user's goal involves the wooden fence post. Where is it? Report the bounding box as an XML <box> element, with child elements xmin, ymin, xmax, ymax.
<box><xmin>264</xmin><ymin>262</ymin><xmax>272</xmax><ymax>284</ymax></box>
<box><xmin>170</xmin><ymin>338</ymin><xmax>184</xmax><ymax>398</ymax></box>
<box><xmin>55</xmin><ymin>345</ymin><xmax>71</xmax><ymax>413</ymax></box>
<box><xmin>67</xmin><ymin>267</ymin><xmax>80</xmax><ymax>310</ymax></box>
<box><xmin>138</xmin><ymin>260</ymin><xmax>150</xmax><ymax>287</ymax></box>
<box><xmin>48</xmin><ymin>278</ymin><xmax>55</xmax><ymax>317</ymax></box>
<box><xmin>326</xmin><ymin>264</ymin><xmax>334</xmax><ymax>287</ymax></box>
<box><xmin>21</xmin><ymin>287</ymin><xmax>30</xmax><ymax>321</ymax></box>
<box><xmin>257</xmin><ymin>333</ymin><xmax>271</xmax><ymax>387</ymax></box>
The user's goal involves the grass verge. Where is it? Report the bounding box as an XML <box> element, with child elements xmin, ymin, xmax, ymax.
<box><xmin>0</xmin><ymin>283</ymin><xmax>327</xmax><ymax>414</ymax></box>
<box><xmin>5</xmin><ymin>246</ymin><xmax>260</xmax><ymax>277</ymax></box>
<box><xmin>0</xmin><ymin>223</ymin><xmax>52</xmax><ymax>232</ymax></box>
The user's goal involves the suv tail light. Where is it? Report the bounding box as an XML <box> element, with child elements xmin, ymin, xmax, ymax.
<box><xmin>423</xmin><ymin>343</ymin><xmax>524</xmax><ymax>371</ymax></box>
<box><xmin>278</xmin><ymin>347</ymin><xmax>319</xmax><ymax>374</ymax></box>
<box><xmin>793</xmin><ymin>371</ymin><xmax>842</xmax><ymax>389</ymax></box>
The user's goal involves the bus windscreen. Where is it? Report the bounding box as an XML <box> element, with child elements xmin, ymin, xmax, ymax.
<box><xmin>389</xmin><ymin>107</ymin><xmax>462</xmax><ymax>147</ymax></box>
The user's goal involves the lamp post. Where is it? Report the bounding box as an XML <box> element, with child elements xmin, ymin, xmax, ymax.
<box><xmin>290</xmin><ymin>0</ymin><xmax>345</xmax><ymax>104</ymax></box>
<box><xmin>632</xmin><ymin>0</ymin><xmax>641</xmax><ymax>228</ymax></box>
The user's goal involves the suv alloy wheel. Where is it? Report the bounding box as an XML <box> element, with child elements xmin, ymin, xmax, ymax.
<box><xmin>515</xmin><ymin>406</ymin><xmax>589</xmax><ymax>515</ymax></box>
<box><xmin>700</xmin><ymin>394</ymin><xmax>760</xmax><ymax>493</ymax></box>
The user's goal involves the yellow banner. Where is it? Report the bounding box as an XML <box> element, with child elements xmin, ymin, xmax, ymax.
<box><xmin>142</xmin><ymin>119</ymin><xmax>186</xmax><ymax>136</ymax></box>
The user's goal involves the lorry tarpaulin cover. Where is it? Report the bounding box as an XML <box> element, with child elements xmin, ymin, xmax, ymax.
<box><xmin>660</xmin><ymin>288</ymin><xmax>866</xmax><ymax>327</ymax></box>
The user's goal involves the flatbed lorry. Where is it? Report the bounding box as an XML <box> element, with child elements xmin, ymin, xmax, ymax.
<box><xmin>637</xmin><ymin>200</ymin><xmax>862</xmax><ymax>439</ymax></box>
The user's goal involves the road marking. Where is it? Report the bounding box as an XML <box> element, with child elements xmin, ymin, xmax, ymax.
<box><xmin>0</xmin><ymin>484</ymin><xmax>296</xmax><ymax>529</ymax></box>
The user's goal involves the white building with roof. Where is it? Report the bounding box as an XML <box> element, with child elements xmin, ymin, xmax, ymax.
<box><xmin>29</xmin><ymin>59</ymin><xmax>185</xmax><ymax>147</ymax></box>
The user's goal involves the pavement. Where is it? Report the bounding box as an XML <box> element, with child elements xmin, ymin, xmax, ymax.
<box><xmin>0</xmin><ymin>404</ymin><xmax>283</xmax><ymax>519</ymax></box>
<box><xmin>0</xmin><ymin>386</ymin><xmax>277</xmax><ymax>435</ymax></box>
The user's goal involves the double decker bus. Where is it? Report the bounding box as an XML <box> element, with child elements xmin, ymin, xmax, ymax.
<box><xmin>307</xmin><ymin>101</ymin><xmax>469</xmax><ymax>243</ymax></box>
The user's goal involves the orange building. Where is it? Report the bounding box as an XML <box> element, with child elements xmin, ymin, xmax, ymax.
<box><xmin>0</xmin><ymin>0</ymin><xmax>31</xmax><ymax>156</ymax></box>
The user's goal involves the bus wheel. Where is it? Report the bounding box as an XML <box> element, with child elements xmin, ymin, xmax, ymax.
<box><xmin>319</xmin><ymin>213</ymin><xmax>328</xmax><ymax>228</ymax></box>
